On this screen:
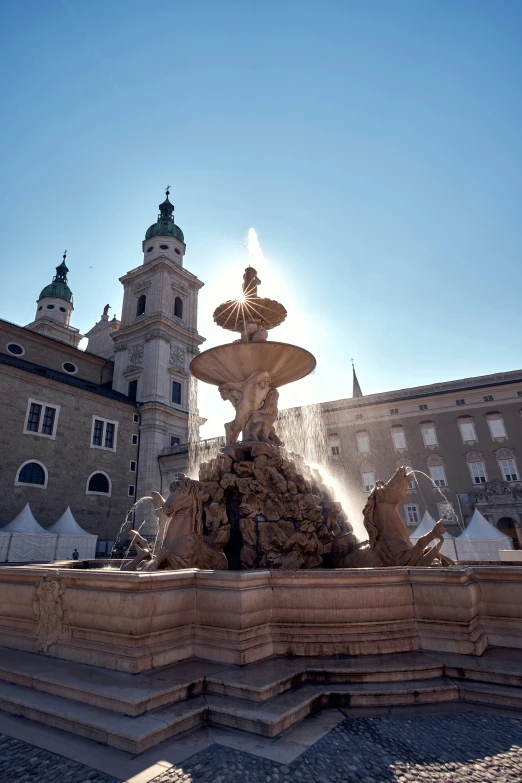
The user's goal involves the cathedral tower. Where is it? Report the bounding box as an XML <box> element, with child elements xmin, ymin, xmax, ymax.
<box><xmin>112</xmin><ymin>190</ymin><xmax>205</xmax><ymax>498</ymax></box>
<box><xmin>26</xmin><ymin>252</ymin><xmax>82</xmax><ymax>347</ymax></box>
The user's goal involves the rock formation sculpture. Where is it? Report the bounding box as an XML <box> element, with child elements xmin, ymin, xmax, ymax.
<box><xmin>123</xmin><ymin>475</ymin><xmax>228</xmax><ymax>571</ymax></box>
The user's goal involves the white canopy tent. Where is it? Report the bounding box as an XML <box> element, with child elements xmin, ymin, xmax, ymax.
<box><xmin>410</xmin><ymin>511</ymin><xmax>457</xmax><ymax>560</ymax></box>
<box><xmin>0</xmin><ymin>532</ymin><xmax>12</xmax><ymax>562</ymax></box>
<box><xmin>456</xmin><ymin>509</ymin><xmax>513</xmax><ymax>561</ymax></box>
<box><xmin>2</xmin><ymin>504</ymin><xmax>58</xmax><ymax>562</ymax></box>
<box><xmin>48</xmin><ymin>507</ymin><xmax>97</xmax><ymax>560</ymax></box>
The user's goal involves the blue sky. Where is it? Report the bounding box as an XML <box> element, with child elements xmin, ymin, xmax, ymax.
<box><xmin>1</xmin><ymin>1</ymin><xmax>521</xmax><ymax>434</ymax></box>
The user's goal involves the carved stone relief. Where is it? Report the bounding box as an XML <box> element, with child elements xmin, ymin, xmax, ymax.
<box><xmin>32</xmin><ymin>575</ymin><xmax>69</xmax><ymax>655</ymax></box>
<box><xmin>129</xmin><ymin>344</ymin><xmax>144</xmax><ymax>365</ymax></box>
<box><xmin>114</xmin><ymin>342</ymin><xmax>128</xmax><ymax>353</ymax></box>
<box><xmin>170</xmin><ymin>345</ymin><xmax>185</xmax><ymax>367</ymax></box>
<box><xmin>145</xmin><ymin>329</ymin><xmax>171</xmax><ymax>343</ymax></box>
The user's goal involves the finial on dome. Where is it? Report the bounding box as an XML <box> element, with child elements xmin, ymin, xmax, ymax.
<box><xmin>63</xmin><ymin>249</ymin><xmax>67</xmax><ymax>263</ymax></box>
<box><xmin>165</xmin><ymin>185</ymin><xmax>171</xmax><ymax>198</ymax></box>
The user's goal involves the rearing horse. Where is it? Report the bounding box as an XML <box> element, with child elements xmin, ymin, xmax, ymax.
<box><xmin>362</xmin><ymin>467</ymin><xmax>453</xmax><ymax>567</ymax></box>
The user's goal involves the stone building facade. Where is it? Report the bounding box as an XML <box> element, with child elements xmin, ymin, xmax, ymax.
<box><xmin>322</xmin><ymin>368</ymin><xmax>522</xmax><ymax>547</ymax></box>
<box><xmin>0</xmin><ymin>190</ymin><xmax>204</xmax><ymax>555</ymax></box>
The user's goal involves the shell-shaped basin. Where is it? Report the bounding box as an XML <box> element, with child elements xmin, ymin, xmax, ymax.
<box><xmin>190</xmin><ymin>342</ymin><xmax>316</xmax><ymax>387</ymax></box>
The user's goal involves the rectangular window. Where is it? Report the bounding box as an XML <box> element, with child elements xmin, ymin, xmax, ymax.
<box><xmin>41</xmin><ymin>406</ymin><xmax>56</xmax><ymax>435</ymax></box>
<box><xmin>518</xmin><ymin>392</ymin><xmax>522</xmax><ymax>398</ymax></box>
<box><xmin>459</xmin><ymin>421</ymin><xmax>477</xmax><ymax>443</ymax></box>
<box><xmin>91</xmin><ymin>417</ymin><xmax>118</xmax><ymax>451</ymax></box>
<box><xmin>128</xmin><ymin>380</ymin><xmax>138</xmax><ymax>402</ymax></box>
<box><xmin>24</xmin><ymin>399</ymin><xmax>60</xmax><ymax>439</ymax></box>
<box><xmin>128</xmin><ymin>485</ymin><xmax>135</xmax><ymax>497</ymax></box>
<box><xmin>362</xmin><ymin>472</ymin><xmax>375</xmax><ymax>492</ymax></box>
<box><xmin>133</xmin><ymin>414</ymin><xmax>139</xmax><ymax>423</ymax></box>
<box><xmin>104</xmin><ymin>422</ymin><xmax>115</xmax><ymax>449</ymax></box>
<box><xmin>500</xmin><ymin>459</ymin><xmax>518</xmax><ymax>482</ymax></box>
<box><xmin>404</xmin><ymin>504</ymin><xmax>419</xmax><ymax>525</ymax></box>
<box><xmin>356</xmin><ymin>432</ymin><xmax>370</xmax><ymax>454</ymax></box>
<box><xmin>392</xmin><ymin>429</ymin><xmax>406</xmax><ymax>450</ymax></box>
<box><xmin>456</xmin><ymin>399</ymin><xmax>465</xmax><ymax>406</ymax></box>
<box><xmin>470</xmin><ymin>461</ymin><xmax>487</xmax><ymax>484</ymax></box>
<box><xmin>484</xmin><ymin>395</ymin><xmax>493</xmax><ymax>402</ymax></box>
<box><xmin>421</xmin><ymin>425</ymin><xmax>437</xmax><ymax>447</ymax></box>
<box><xmin>172</xmin><ymin>381</ymin><xmax>182</xmax><ymax>405</ymax></box>
<box><xmin>170</xmin><ymin>436</ymin><xmax>180</xmax><ymax>448</ymax></box>
<box><xmin>27</xmin><ymin>403</ymin><xmax>41</xmax><ymax>432</ymax></box>
<box><xmin>419</xmin><ymin>404</ymin><xmax>428</xmax><ymax>411</ymax></box>
<box><xmin>488</xmin><ymin>417</ymin><xmax>507</xmax><ymax>439</ymax></box>
<box><xmin>437</xmin><ymin>501</ymin><xmax>456</xmax><ymax>521</ymax></box>
<box><xmin>132</xmin><ymin>434</ymin><xmax>138</xmax><ymax>445</ymax></box>
<box><xmin>430</xmin><ymin>465</ymin><xmax>447</xmax><ymax>487</ymax></box>
<box><xmin>408</xmin><ymin>476</ymin><xmax>416</xmax><ymax>490</ymax></box>
<box><xmin>329</xmin><ymin>436</ymin><xmax>340</xmax><ymax>457</ymax></box>
<box><xmin>130</xmin><ymin>461</ymin><xmax>136</xmax><ymax>472</ymax></box>
<box><xmin>390</xmin><ymin>408</ymin><xmax>398</xmax><ymax>415</ymax></box>
<box><xmin>93</xmin><ymin>419</ymin><xmax>103</xmax><ymax>446</ymax></box>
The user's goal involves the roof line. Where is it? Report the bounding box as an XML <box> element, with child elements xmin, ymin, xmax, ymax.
<box><xmin>0</xmin><ymin>318</ymin><xmax>114</xmax><ymax>363</ymax></box>
<box><xmin>0</xmin><ymin>352</ymin><xmax>135</xmax><ymax>405</ymax></box>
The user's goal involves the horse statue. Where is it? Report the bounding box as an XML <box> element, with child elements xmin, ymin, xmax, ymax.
<box><xmin>123</xmin><ymin>476</ymin><xmax>228</xmax><ymax>571</ymax></box>
<box><xmin>338</xmin><ymin>466</ymin><xmax>454</xmax><ymax>568</ymax></box>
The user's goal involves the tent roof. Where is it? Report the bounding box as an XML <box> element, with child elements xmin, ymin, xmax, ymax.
<box><xmin>410</xmin><ymin>511</ymin><xmax>454</xmax><ymax>539</ymax></box>
<box><xmin>1</xmin><ymin>503</ymin><xmax>56</xmax><ymax>535</ymax></box>
<box><xmin>47</xmin><ymin>507</ymin><xmax>96</xmax><ymax>538</ymax></box>
<box><xmin>457</xmin><ymin>508</ymin><xmax>510</xmax><ymax>540</ymax></box>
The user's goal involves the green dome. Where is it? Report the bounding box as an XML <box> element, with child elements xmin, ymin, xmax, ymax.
<box><xmin>39</xmin><ymin>280</ymin><xmax>73</xmax><ymax>303</ymax></box>
<box><xmin>145</xmin><ymin>191</ymin><xmax>184</xmax><ymax>242</ymax></box>
<box><xmin>39</xmin><ymin>255</ymin><xmax>73</xmax><ymax>304</ymax></box>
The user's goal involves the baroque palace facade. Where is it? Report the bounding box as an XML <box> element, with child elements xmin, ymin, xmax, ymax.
<box><xmin>322</xmin><ymin>367</ymin><xmax>522</xmax><ymax>548</ymax></box>
<box><xmin>0</xmin><ymin>191</ymin><xmax>204</xmax><ymax>554</ymax></box>
<box><xmin>2</xmin><ymin>192</ymin><xmax>522</xmax><ymax>553</ymax></box>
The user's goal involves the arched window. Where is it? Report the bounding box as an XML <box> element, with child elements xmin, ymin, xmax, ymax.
<box><xmin>174</xmin><ymin>297</ymin><xmax>183</xmax><ymax>319</ymax></box>
<box><xmin>136</xmin><ymin>295</ymin><xmax>146</xmax><ymax>317</ymax></box>
<box><xmin>16</xmin><ymin>460</ymin><xmax>47</xmax><ymax>488</ymax></box>
<box><xmin>86</xmin><ymin>471</ymin><xmax>111</xmax><ymax>495</ymax></box>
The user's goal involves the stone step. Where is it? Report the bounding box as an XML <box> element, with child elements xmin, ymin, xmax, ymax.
<box><xmin>0</xmin><ymin>679</ymin><xmax>207</xmax><ymax>754</ymax></box>
<box><xmin>0</xmin><ymin>669</ymin><xmax>520</xmax><ymax>752</ymax></box>
<box><xmin>0</xmin><ymin>647</ymin><xmax>226</xmax><ymax>717</ymax></box>
<box><xmin>0</xmin><ymin>647</ymin><xmax>449</xmax><ymax>715</ymax></box>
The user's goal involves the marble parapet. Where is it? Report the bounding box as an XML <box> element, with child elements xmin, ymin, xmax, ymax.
<box><xmin>1</xmin><ymin>565</ymin><xmax>521</xmax><ymax>673</ymax></box>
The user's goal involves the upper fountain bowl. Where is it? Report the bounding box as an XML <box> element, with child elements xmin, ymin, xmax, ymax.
<box><xmin>190</xmin><ymin>341</ymin><xmax>316</xmax><ymax>387</ymax></box>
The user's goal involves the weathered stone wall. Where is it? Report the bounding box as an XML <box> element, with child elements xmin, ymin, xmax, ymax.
<box><xmin>0</xmin><ymin>363</ymin><xmax>139</xmax><ymax>539</ymax></box>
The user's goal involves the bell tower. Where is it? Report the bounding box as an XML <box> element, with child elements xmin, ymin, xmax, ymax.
<box><xmin>26</xmin><ymin>252</ymin><xmax>82</xmax><ymax>347</ymax></box>
<box><xmin>112</xmin><ymin>190</ymin><xmax>205</xmax><ymax>498</ymax></box>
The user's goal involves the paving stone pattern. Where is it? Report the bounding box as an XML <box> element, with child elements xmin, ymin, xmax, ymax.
<box><xmin>151</xmin><ymin>712</ymin><xmax>522</xmax><ymax>783</ymax></box>
<box><xmin>0</xmin><ymin>734</ymin><xmax>118</xmax><ymax>783</ymax></box>
<box><xmin>2</xmin><ymin>712</ymin><xmax>522</xmax><ymax>783</ymax></box>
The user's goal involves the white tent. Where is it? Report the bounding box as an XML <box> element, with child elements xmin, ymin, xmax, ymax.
<box><xmin>0</xmin><ymin>532</ymin><xmax>11</xmax><ymax>562</ymax></box>
<box><xmin>48</xmin><ymin>507</ymin><xmax>97</xmax><ymax>560</ymax></box>
<box><xmin>456</xmin><ymin>509</ymin><xmax>513</xmax><ymax>561</ymax></box>
<box><xmin>410</xmin><ymin>511</ymin><xmax>457</xmax><ymax>560</ymax></box>
<box><xmin>2</xmin><ymin>504</ymin><xmax>58</xmax><ymax>562</ymax></box>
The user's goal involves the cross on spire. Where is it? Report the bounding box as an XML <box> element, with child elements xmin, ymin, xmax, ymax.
<box><xmin>63</xmin><ymin>250</ymin><xmax>67</xmax><ymax>262</ymax></box>
<box><xmin>165</xmin><ymin>185</ymin><xmax>171</xmax><ymax>197</ymax></box>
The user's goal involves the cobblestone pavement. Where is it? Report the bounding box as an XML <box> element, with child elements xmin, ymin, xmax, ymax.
<box><xmin>2</xmin><ymin>712</ymin><xmax>522</xmax><ymax>783</ymax></box>
<box><xmin>0</xmin><ymin>733</ymin><xmax>118</xmax><ymax>783</ymax></box>
<box><xmin>151</xmin><ymin>712</ymin><xmax>522</xmax><ymax>783</ymax></box>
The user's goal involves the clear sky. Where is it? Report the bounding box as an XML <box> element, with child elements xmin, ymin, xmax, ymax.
<box><xmin>1</xmin><ymin>0</ymin><xmax>521</xmax><ymax>437</ymax></box>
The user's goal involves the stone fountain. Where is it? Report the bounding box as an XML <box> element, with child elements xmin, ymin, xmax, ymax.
<box><xmin>1</xmin><ymin>261</ymin><xmax>522</xmax><ymax>753</ymax></box>
<box><xmin>125</xmin><ymin>266</ymin><xmax>452</xmax><ymax>572</ymax></box>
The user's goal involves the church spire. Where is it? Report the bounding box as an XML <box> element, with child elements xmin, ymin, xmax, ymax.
<box><xmin>352</xmin><ymin>360</ymin><xmax>363</xmax><ymax>398</ymax></box>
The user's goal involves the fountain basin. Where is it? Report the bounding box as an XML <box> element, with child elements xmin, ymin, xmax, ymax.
<box><xmin>190</xmin><ymin>341</ymin><xmax>316</xmax><ymax>387</ymax></box>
